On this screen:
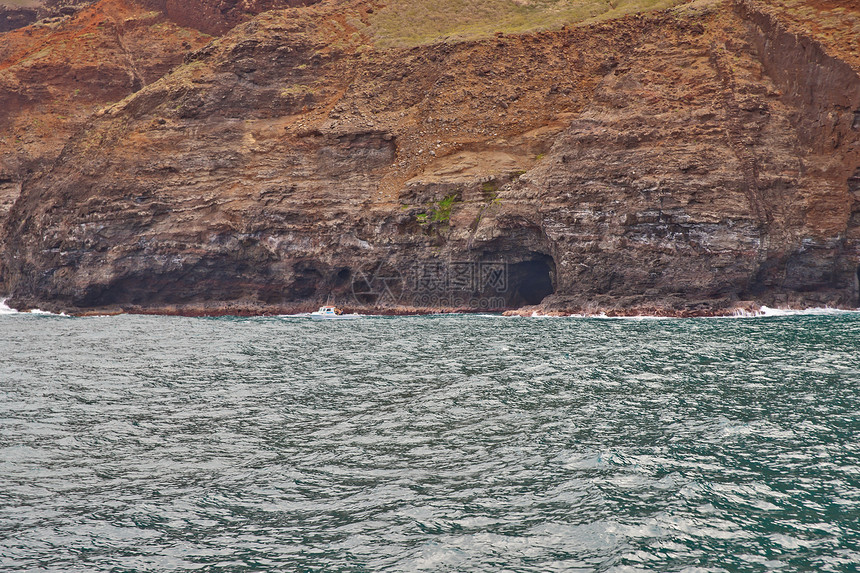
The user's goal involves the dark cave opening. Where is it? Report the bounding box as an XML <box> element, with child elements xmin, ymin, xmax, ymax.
<box><xmin>509</xmin><ymin>256</ymin><xmax>556</xmax><ymax>306</ymax></box>
<box><xmin>292</xmin><ymin>263</ymin><xmax>323</xmax><ymax>300</ymax></box>
<box><xmin>335</xmin><ymin>268</ymin><xmax>351</xmax><ymax>285</ymax></box>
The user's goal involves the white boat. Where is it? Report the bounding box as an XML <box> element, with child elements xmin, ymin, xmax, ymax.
<box><xmin>309</xmin><ymin>306</ymin><xmax>360</xmax><ymax>320</ymax></box>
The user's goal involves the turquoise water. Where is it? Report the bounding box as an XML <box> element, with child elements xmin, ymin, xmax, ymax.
<box><xmin>0</xmin><ymin>311</ymin><xmax>858</xmax><ymax>571</ymax></box>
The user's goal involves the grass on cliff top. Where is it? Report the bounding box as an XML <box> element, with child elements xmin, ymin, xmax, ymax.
<box><xmin>0</xmin><ymin>0</ymin><xmax>43</xmax><ymax>7</ymax></box>
<box><xmin>368</xmin><ymin>0</ymin><xmax>687</xmax><ymax>47</ymax></box>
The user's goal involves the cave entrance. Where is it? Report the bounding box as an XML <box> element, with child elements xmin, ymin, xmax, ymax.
<box><xmin>509</xmin><ymin>255</ymin><xmax>556</xmax><ymax>306</ymax></box>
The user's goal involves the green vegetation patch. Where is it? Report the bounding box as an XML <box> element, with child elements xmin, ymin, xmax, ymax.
<box><xmin>279</xmin><ymin>84</ymin><xmax>316</xmax><ymax>97</ymax></box>
<box><xmin>417</xmin><ymin>194</ymin><xmax>459</xmax><ymax>226</ymax></box>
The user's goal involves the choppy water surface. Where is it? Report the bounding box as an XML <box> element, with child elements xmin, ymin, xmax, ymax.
<box><xmin>1</xmin><ymin>311</ymin><xmax>858</xmax><ymax>572</ymax></box>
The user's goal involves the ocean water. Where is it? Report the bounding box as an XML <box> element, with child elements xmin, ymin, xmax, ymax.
<box><xmin>0</xmin><ymin>308</ymin><xmax>858</xmax><ymax>572</ymax></box>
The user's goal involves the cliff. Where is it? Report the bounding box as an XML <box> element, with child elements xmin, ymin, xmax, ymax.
<box><xmin>0</xmin><ymin>0</ymin><xmax>314</xmax><ymax>33</ymax></box>
<box><xmin>137</xmin><ymin>0</ymin><xmax>321</xmax><ymax>35</ymax></box>
<box><xmin>0</xmin><ymin>0</ymin><xmax>858</xmax><ymax>315</ymax></box>
<box><xmin>0</xmin><ymin>1</ymin><xmax>94</xmax><ymax>32</ymax></box>
<box><xmin>0</xmin><ymin>0</ymin><xmax>212</xmax><ymax>234</ymax></box>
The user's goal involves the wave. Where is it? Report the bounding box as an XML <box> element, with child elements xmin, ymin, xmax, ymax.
<box><xmin>0</xmin><ymin>298</ymin><xmax>17</xmax><ymax>315</ymax></box>
<box><xmin>29</xmin><ymin>308</ymin><xmax>69</xmax><ymax>316</ymax></box>
<box><xmin>728</xmin><ymin>305</ymin><xmax>860</xmax><ymax>318</ymax></box>
<box><xmin>522</xmin><ymin>306</ymin><xmax>860</xmax><ymax>320</ymax></box>
<box><xmin>0</xmin><ymin>299</ymin><xmax>69</xmax><ymax>316</ymax></box>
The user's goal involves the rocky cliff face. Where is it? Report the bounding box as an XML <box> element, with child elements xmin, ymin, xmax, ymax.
<box><xmin>0</xmin><ymin>0</ymin><xmax>858</xmax><ymax>315</ymax></box>
<box><xmin>138</xmin><ymin>0</ymin><xmax>321</xmax><ymax>35</ymax></box>
<box><xmin>0</xmin><ymin>0</ymin><xmax>94</xmax><ymax>32</ymax></box>
<box><xmin>0</xmin><ymin>0</ymin><xmax>212</xmax><ymax>243</ymax></box>
<box><xmin>732</xmin><ymin>0</ymin><xmax>860</xmax><ymax>308</ymax></box>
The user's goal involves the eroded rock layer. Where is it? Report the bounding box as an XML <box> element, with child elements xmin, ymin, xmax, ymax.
<box><xmin>138</xmin><ymin>0</ymin><xmax>322</xmax><ymax>35</ymax></box>
<box><xmin>0</xmin><ymin>1</ymin><xmax>93</xmax><ymax>33</ymax></box>
<box><xmin>0</xmin><ymin>0</ymin><xmax>213</xmax><ymax>236</ymax></box>
<box><xmin>0</xmin><ymin>0</ymin><xmax>858</xmax><ymax>315</ymax></box>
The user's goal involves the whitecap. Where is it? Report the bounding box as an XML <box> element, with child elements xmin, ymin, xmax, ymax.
<box><xmin>730</xmin><ymin>305</ymin><xmax>860</xmax><ymax>318</ymax></box>
<box><xmin>0</xmin><ymin>298</ymin><xmax>17</xmax><ymax>314</ymax></box>
<box><xmin>29</xmin><ymin>308</ymin><xmax>69</xmax><ymax>317</ymax></box>
<box><xmin>527</xmin><ymin>311</ymin><xmax>560</xmax><ymax>318</ymax></box>
<box><xmin>0</xmin><ymin>299</ymin><xmax>67</xmax><ymax>316</ymax></box>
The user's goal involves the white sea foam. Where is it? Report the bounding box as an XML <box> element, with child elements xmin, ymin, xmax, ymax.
<box><xmin>468</xmin><ymin>313</ymin><xmax>508</xmax><ymax>318</ymax></box>
<box><xmin>29</xmin><ymin>307</ymin><xmax>69</xmax><ymax>316</ymax></box>
<box><xmin>1</xmin><ymin>298</ymin><xmax>72</xmax><ymax>316</ymax></box>
<box><xmin>0</xmin><ymin>298</ymin><xmax>17</xmax><ymax>314</ymax></box>
<box><xmin>523</xmin><ymin>305</ymin><xmax>860</xmax><ymax>320</ymax></box>
<box><xmin>528</xmin><ymin>311</ymin><xmax>566</xmax><ymax>318</ymax></box>
<box><xmin>590</xmin><ymin>305</ymin><xmax>860</xmax><ymax>320</ymax></box>
<box><xmin>729</xmin><ymin>305</ymin><xmax>860</xmax><ymax>318</ymax></box>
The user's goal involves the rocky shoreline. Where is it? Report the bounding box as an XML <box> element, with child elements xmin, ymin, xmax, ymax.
<box><xmin>5</xmin><ymin>297</ymin><xmax>855</xmax><ymax>319</ymax></box>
